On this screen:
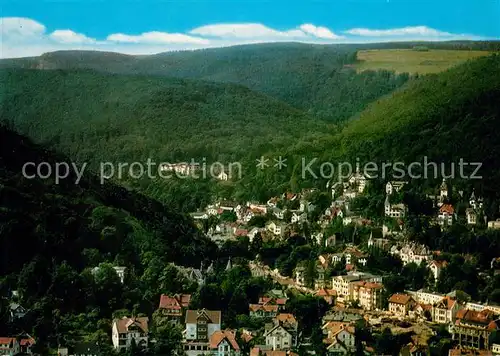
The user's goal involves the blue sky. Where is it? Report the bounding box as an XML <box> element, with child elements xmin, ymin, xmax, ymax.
<box><xmin>1</xmin><ymin>0</ymin><xmax>499</xmax><ymax>58</ymax></box>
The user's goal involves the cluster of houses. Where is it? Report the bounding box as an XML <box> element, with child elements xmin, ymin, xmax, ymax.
<box><xmin>388</xmin><ymin>290</ymin><xmax>500</xmax><ymax>353</ymax></box>
<box><xmin>117</xmin><ymin>289</ymin><xmax>302</xmax><ymax>356</ymax></box>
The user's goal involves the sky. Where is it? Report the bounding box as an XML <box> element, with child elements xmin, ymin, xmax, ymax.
<box><xmin>1</xmin><ymin>0</ymin><xmax>499</xmax><ymax>58</ymax></box>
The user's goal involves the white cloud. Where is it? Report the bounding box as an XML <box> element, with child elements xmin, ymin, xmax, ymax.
<box><xmin>0</xmin><ymin>17</ymin><xmax>45</xmax><ymax>41</ymax></box>
<box><xmin>0</xmin><ymin>17</ymin><xmax>485</xmax><ymax>59</ymax></box>
<box><xmin>345</xmin><ymin>26</ymin><xmax>455</xmax><ymax>37</ymax></box>
<box><xmin>299</xmin><ymin>24</ymin><xmax>343</xmax><ymax>39</ymax></box>
<box><xmin>107</xmin><ymin>31</ymin><xmax>209</xmax><ymax>45</ymax></box>
<box><xmin>190</xmin><ymin>23</ymin><xmax>301</xmax><ymax>39</ymax></box>
<box><xmin>49</xmin><ymin>30</ymin><xmax>96</xmax><ymax>44</ymax></box>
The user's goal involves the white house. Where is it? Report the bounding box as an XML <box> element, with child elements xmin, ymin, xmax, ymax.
<box><xmin>466</xmin><ymin>208</ymin><xmax>477</xmax><ymax>225</ymax></box>
<box><xmin>386</xmin><ymin>181</ymin><xmax>407</xmax><ymax>195</ymax></box>
<box><xmin>111</xmin><ymin>317</ymin><xmax>148</xmax><ymax>351</ymax></box>
<box><xmin>273</xmin><ymin>208</ymin><xmax>285</xmax><ymax>220</ymax></box>
<box><xmin>322</xmin><ymin>322</ymin><xmax>356</xmax><ymax>354</ymax></box>
<box><xmin>428</xmin><ymin>260</ymin><xmax>448</xmax><ymax>281</ymax></box>
<box><xmin>216</xmin><ymin>172</ymin><xmax>229</xmax><ymax>181</ymax></box>
<box><xmin>384</xmin><ymin>196</ymin><xmax>407</xmax><ymax>218</ymax></box>
<box><xmin>291</xmin><ymin>211</ymin><xmax>307</xmax><ymax>224</ymax></box>
<box><xmin>266</xmin><ymin>222</ymin><xmax>286</xmax><ymax>237</ymax></box>
<box><xmin>209</xmin><ymin>330</ymin><xmax>240</xmax><ymax>355</ymax></box>
<box><xmin>469</xmin><ymin>191</ymin><xmax>483</xmax><ymax>210</ymax></box>
<box><xmin>390</xmin><ymin>243</ymin><xmax>431</xmax><ymax>265</ymax></box>
<box><xmin>113</xmin><ymin>267</ymin><xmax>126</xmax><ymax>284</ymax></box>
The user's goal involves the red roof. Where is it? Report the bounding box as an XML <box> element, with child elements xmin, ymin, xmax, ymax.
<box><xmin>159</xmin><ymin>294</ymin><xmax>191</xmax><ymax>309</ymax></box>
<box><xmin>439</xmin><ymin>204</ymin><xmax>455</xmax><ymax>215</ymax></box>
<box><xmin>389</xmin><ymin>294</ymin><xmax>413</xmax><ymax>305</ymax></box>
<box><xmin>210</xmin><ymin>330</ymin><xmax>240</xmax><ymax>351</ymax></box>
<box><xmin>0</xmin><ymin>338</ymin><xmax>15</xmax><ymax>345</ymax></box>
<box><xmin>20</xmin><ymin>338</ymin><xmax>35</xmax><ymax>346</ymax></box>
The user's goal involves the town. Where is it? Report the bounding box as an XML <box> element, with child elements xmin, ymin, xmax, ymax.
<box><xmin>5</xmin><ymin>168</ymin><xmax>500</xmax><ymax>356</ymax></box>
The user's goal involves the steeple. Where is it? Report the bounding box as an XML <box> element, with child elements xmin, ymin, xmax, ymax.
<box><xmin>225</xmin><ymin>257</ymin><xmax>232</xmax><ymax>271</ymax></box>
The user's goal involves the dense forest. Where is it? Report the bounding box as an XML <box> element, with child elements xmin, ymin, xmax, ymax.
<box><xmin>0</xmin><ymin>126</ymin><xmax>218</xmax><ymax>352</ymax></box>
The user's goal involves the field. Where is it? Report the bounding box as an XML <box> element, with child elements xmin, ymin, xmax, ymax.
<box><xmin>354</xmin><ymin>49</ymin><xmax>492</xmax><ymax>74</ymax></box>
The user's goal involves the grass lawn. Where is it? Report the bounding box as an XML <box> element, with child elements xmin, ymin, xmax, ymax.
<box><xmin>354</xmin><ymin>49</ymin><xmax>492</xmax><ymax>75</ymax></box>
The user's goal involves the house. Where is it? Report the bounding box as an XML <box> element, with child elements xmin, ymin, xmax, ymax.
<box><xmin>267</xmin><ymin>197</ymin><xmax>279</xmax><ymax>208</ymax></box>
<box><xmin>113</xmin><ymin>267</ymin><xmax>126</xmax><ymax>284</ymax></box>
<box><xmin>190</xmin><ymin>212</ymin><xmax>209</xmax><ymax>220</ymax></box>
<box><xmin>264</xmin><ymin>314</ymin><xmax>299</xmax><ymax>350</ymax></box>
<box><xmin>219</xmin><ymin>201</ymin><xmax>238</xmax><ymax>211</ymax></box>
<box><xmin>264</xmin><ymin>324</ymin><xmax>294</xmax><ymax>351</ymax></box>
<box><xmin>19</xmin><ymin>337</ymin><xmax>35</xmax><ymax>354</ymax></box>
<box><xmin>386</xmin><ymin>181</ymin><xmax>407</xmax><ymax>195</ymax></box>
<box><xmin>345</xmin><ymin>169</ymin><xmax>368</xmax><ymax>193</ymax></box>
<box><xmin>0</xmin><ymin>338</ymin><xmax>20</xmax><ymax>356</ymax></box>
<box><xmin>488</xmin><ymin>220</ymin><xmax>500</xmax><ymax>230</ymax></box>
<box><xmin>438</xmin><ymin>204</ymin><xmax>455</xmax><ymax>226</ymax></box>
<box><xmin>332</xmin><ymin>275</ymin><xmax>360</xmax><ymax>303</ymax></box>
<box><xmin>266</xmin><ymin>222</ymin><xmax>286</xmax><ymax>238</ymax></box>
<box><xmin>367</xmin><ymin>233</ymin><xmax>391</xmax><ymax>250</ymax></box>
<box><xmin>469</xmin><ymin>191</ymin><xmax>484</xmax><ymax>210</ymax></box>
<box><xmin>316</xmin><ymin>289</ymin><xmax>337</xmax><ymax>305</ymax></box>
<box><xmin>8</xmin><ymin>302</ymin><xmax>26</xmax><ymax>322</ymax></box>
<box><xmin>407</xmin><ymin>290</ymin><xmax>446</xmax><ymax>306</ymax></box>
<box><xmin>185</xmin><ymin>309</ymin><xmax>222</xmax><ymax>341</ymax></box>
<box><xmin>385</xmin><ymin>196</ymin><xmax>407</xmax><ymax>218</ymax></box>
<box><xmin>294</xmin><ymin>266</ymin><xmax>305</xmax><ymax>286</ymax></box>
<box><xmin>390</xmin><ymin>243</ymin><xmax>431</xmax><ymax>265</ymax></box>
<box><xmin>388</xmin><ymin>294</ymin><xmax>415</xmax><ymax>317</ymax></box>
<box><xmin>249</xmin><ymin>304</ymin><xmax>279</xmax><ymax>319</ymax></box>
<box><xmin>466</xmin><ymin>208</ymin><xmax>478</xmax><ymax>225</ymax></box>
<box><xmin>343</xmin><ymin>247</ymin><xmax>368</xmax><ymax>266</ymax></box>
<box><xmin>216</xmin><ymin>171</ymin><xmax>229</xmax><ymax>181</ymax></box>
<box><xmin>428</xmin><ymin>260</ymin><xmax>448</xmax><ymax>282</ymax></box>
<box><xmin>258</xmin><ymin>297</ymin><xmax>287</xmax><ymax>310</ymax></box>
<box><xmin>322</xmin><ymin>321</ymin><xmax>356</xmax><ymax>355</ymax></box>
<box><xmin>111</xmin><ymin>316</ymin><xmax>149</xmax><ymax>351</ymax></box>
<box><xmin>158</xmin><ymin>294</ymin><xmax>191</xmax><ymax>324</ymax></box>
<box><xmin>351</xmin><ymin>281</ymin><xmax>383</xmax><ymax>311</ymax></box>
<box><xmin>291</xmin><ymin>211</ymin><xmax>307</xmax><ymax>224</ymax></box>
<box><xmin>432</xmin><ymin>296</ymin><xmax>461</xmax><ymax>324</ymax></box>
<box><xmin>451</xmin><ymin>309</ymin><xmax>500</xmax><ymax>350</ymax></box>
<box><xmin>272</xmin><ymin>208</ymin><xmax>285</xmax><ymax>220</ymax></box>
<box><xmin>209</xmin><ymin>330</ymin><xmax>240</xmax><ymax>355</ymax></box>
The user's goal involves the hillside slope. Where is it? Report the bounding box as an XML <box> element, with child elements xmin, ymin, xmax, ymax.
<box><xmin>0</xmin><ymin>43</ymin><xmax>411</xmax><ymax>122</ymax></box>
<box><xmin>0</xmin><ymin>125</ymin><xmax>217</xmax><ymax>347</ymax></box>
<box><xmin>0</xmin><ymin>68</ymin><xmax>329</xmax><ymax>164</ymax></box>
<box><xmin>279</xmin><ymin>54</ymin><xmax>500</xmax><ymax>199</ymax></box>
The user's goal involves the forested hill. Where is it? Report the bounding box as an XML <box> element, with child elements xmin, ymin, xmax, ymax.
<box><xmin>0</xmin><ymin>43</ymin><xmax>411</xmax><ymax>122</ymax></box>
<box><xmin>0</xmin><ymin>68</ymin><xmax>331</xmax><ymax>164</ymax></box>
<box><xmin>258</xmin><ymin>54</ymin><xmax>500</xmax><ymax>203</ymax></box>
<box><xmin>0</xmin><ymin>126</ymin><xmax>217</xmax><ymax>345</ymax></box>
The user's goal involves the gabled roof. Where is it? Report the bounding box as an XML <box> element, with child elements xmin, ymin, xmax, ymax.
<box><xmin>185</xmin><ymin>309</ymin><xmax>221</xmax><ymax>324</ymax></box>
<box><xmin>434</xmin><ymin>296</ymin><xmax>457</xmax><ymax>310</ymax></box>
<box><xmin>209</xmin><ymin>330</ymin><xmax>240</xmax><ymax>351</ymax></box>
<box><xmin>455</xmin><ymin>309</ymin><xmax>495</xmax><ymax>325</ymax></box>
<box><xmin>389</xmin><ymin>294</ymin><xmax>413</xmax><ymax>305</ymax></box>
<box><xmin>249</xmin><ymin>304</ymin><xmax>279</xmax><ymax>313</ymax></box>
<box><xmin>113</xmin><ymin>317</ymin><xmax>149</xmax><ymax>334</ymax></box>
<box><xmin>158</xmin><ymin>294</ymin><xmax>191</xmax><ymax>309</ymax></box>
<box><xmin>275</xmin><ymin>313</ymin><xmax>298</xmax><ymax>328</ymax></box>
<box><xmin>439</xmin><ymin>204</ymin><xmax>455</xmax><ymax>215</ymax></box>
